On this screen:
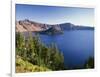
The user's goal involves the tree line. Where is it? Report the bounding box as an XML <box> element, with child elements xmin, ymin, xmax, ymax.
<box><xmin>16</xmin><ymin>32</ymin><xmax>64</xmax><ymax>71</ymax></box>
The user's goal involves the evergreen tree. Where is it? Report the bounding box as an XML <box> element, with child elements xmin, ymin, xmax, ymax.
<box><xmin>16</xmin><ymin>32</ymin><xmax>25</xmax><ymax>57</ymax></box>
<box><xmin>16</xmin><ymin>32</ymin><xmax>64</xmax><ymax>71</ymax></box>
<box><xmin>84</xmin><ymin>57</ymin><xmax>94</xmax><ymax>68</ymax></box>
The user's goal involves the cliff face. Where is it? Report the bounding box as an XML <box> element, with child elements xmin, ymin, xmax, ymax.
<box><xmin>16</xmin><ymin>19</ymin><xmax>94</xmax><ymax>33</ymax></box>
<box><xmin>16</xmin><ymin>19</ymin><xmax>73</xmax><ymax>32</ymax></box>
<box><xmin>16</xmin><ymin>19</ymin><xmax>51</xmax><ymax>32</ymax></box>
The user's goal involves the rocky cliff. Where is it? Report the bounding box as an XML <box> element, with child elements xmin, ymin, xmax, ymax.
<box><xmin>16</xmin><ymin>19</ymin><xmax>51</xmax><ymax>32</ymax></box>
<box><xmin>16</xmin><ymin>19</ymin><xmax>94</xmax><ymax>34</ymax></box>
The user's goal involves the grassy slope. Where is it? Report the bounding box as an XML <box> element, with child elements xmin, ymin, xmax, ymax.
<box><xmin>16</xmin><ymin>56</ymin><xmax>51</xmax><ymax>73</ymax></box>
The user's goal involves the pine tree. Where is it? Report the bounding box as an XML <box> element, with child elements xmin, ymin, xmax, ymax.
<box><xmin>16</xmin><ymin>32</ymin><xmax>64</xmax><ymax>71</ymax></box>
<box><xmin>16</xmin><ymin>32</ymin><xmax>25</xmax><ymax>57</ymax></box>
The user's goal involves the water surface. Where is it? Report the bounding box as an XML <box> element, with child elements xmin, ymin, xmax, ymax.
<box><xmin>39</xmin><ymin>30</ymin><xmax>94</xmax><ymax>68</ymax></box>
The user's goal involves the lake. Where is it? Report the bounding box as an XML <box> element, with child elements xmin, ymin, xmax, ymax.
<box><xmin>23</xmin><ymin>30</ymin><xmax>94</xmax><ymax>69</ymax></box>
<box><xmin>39</xmin><ymin>30</ymin><xmax>94</xmax><ymax>69</ymax></box>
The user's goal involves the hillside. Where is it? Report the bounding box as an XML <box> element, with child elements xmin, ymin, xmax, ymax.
<box><xmin>16</xmin><ymin>56</ymin><xmax>51</xmax><ymax>73</ymax></box>
<box><xmin>16</xmin><ymin>19</ymin><xmax>94</xmax><ymax>34</ymax></box>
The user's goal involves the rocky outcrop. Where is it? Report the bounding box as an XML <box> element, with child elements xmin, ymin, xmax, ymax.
<box><xmin>16</xmin><ymin>19</ymin><xmax>94</xmax><ymax>34</ymax></box>
<box><xmin>16</xmin><ymin>19</ymin><xmax>51</xmax><ymax>32</ymax></box>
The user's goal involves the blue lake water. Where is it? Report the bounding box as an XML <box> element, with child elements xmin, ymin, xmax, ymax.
<box><xmin>39</xmin><ymin>30</ymin><xmax>94</xmax><ymax>68</ymax></box>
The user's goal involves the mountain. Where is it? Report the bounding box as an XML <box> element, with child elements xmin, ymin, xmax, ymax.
<box><xmin>16</xmin><ymin>19</ymin><xmax>51</xmax><ymax>32</ymax></box>
<box><xmin>16</xmin><ymin>19</ymin><xmax>94</xmax><ymax>34</ymax></box>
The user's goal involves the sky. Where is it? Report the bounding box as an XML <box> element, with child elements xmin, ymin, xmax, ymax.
<box><xmin>16</xmin><ymin>4</ymin><xmax>94</xmax><ymax>27</ymax></box>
